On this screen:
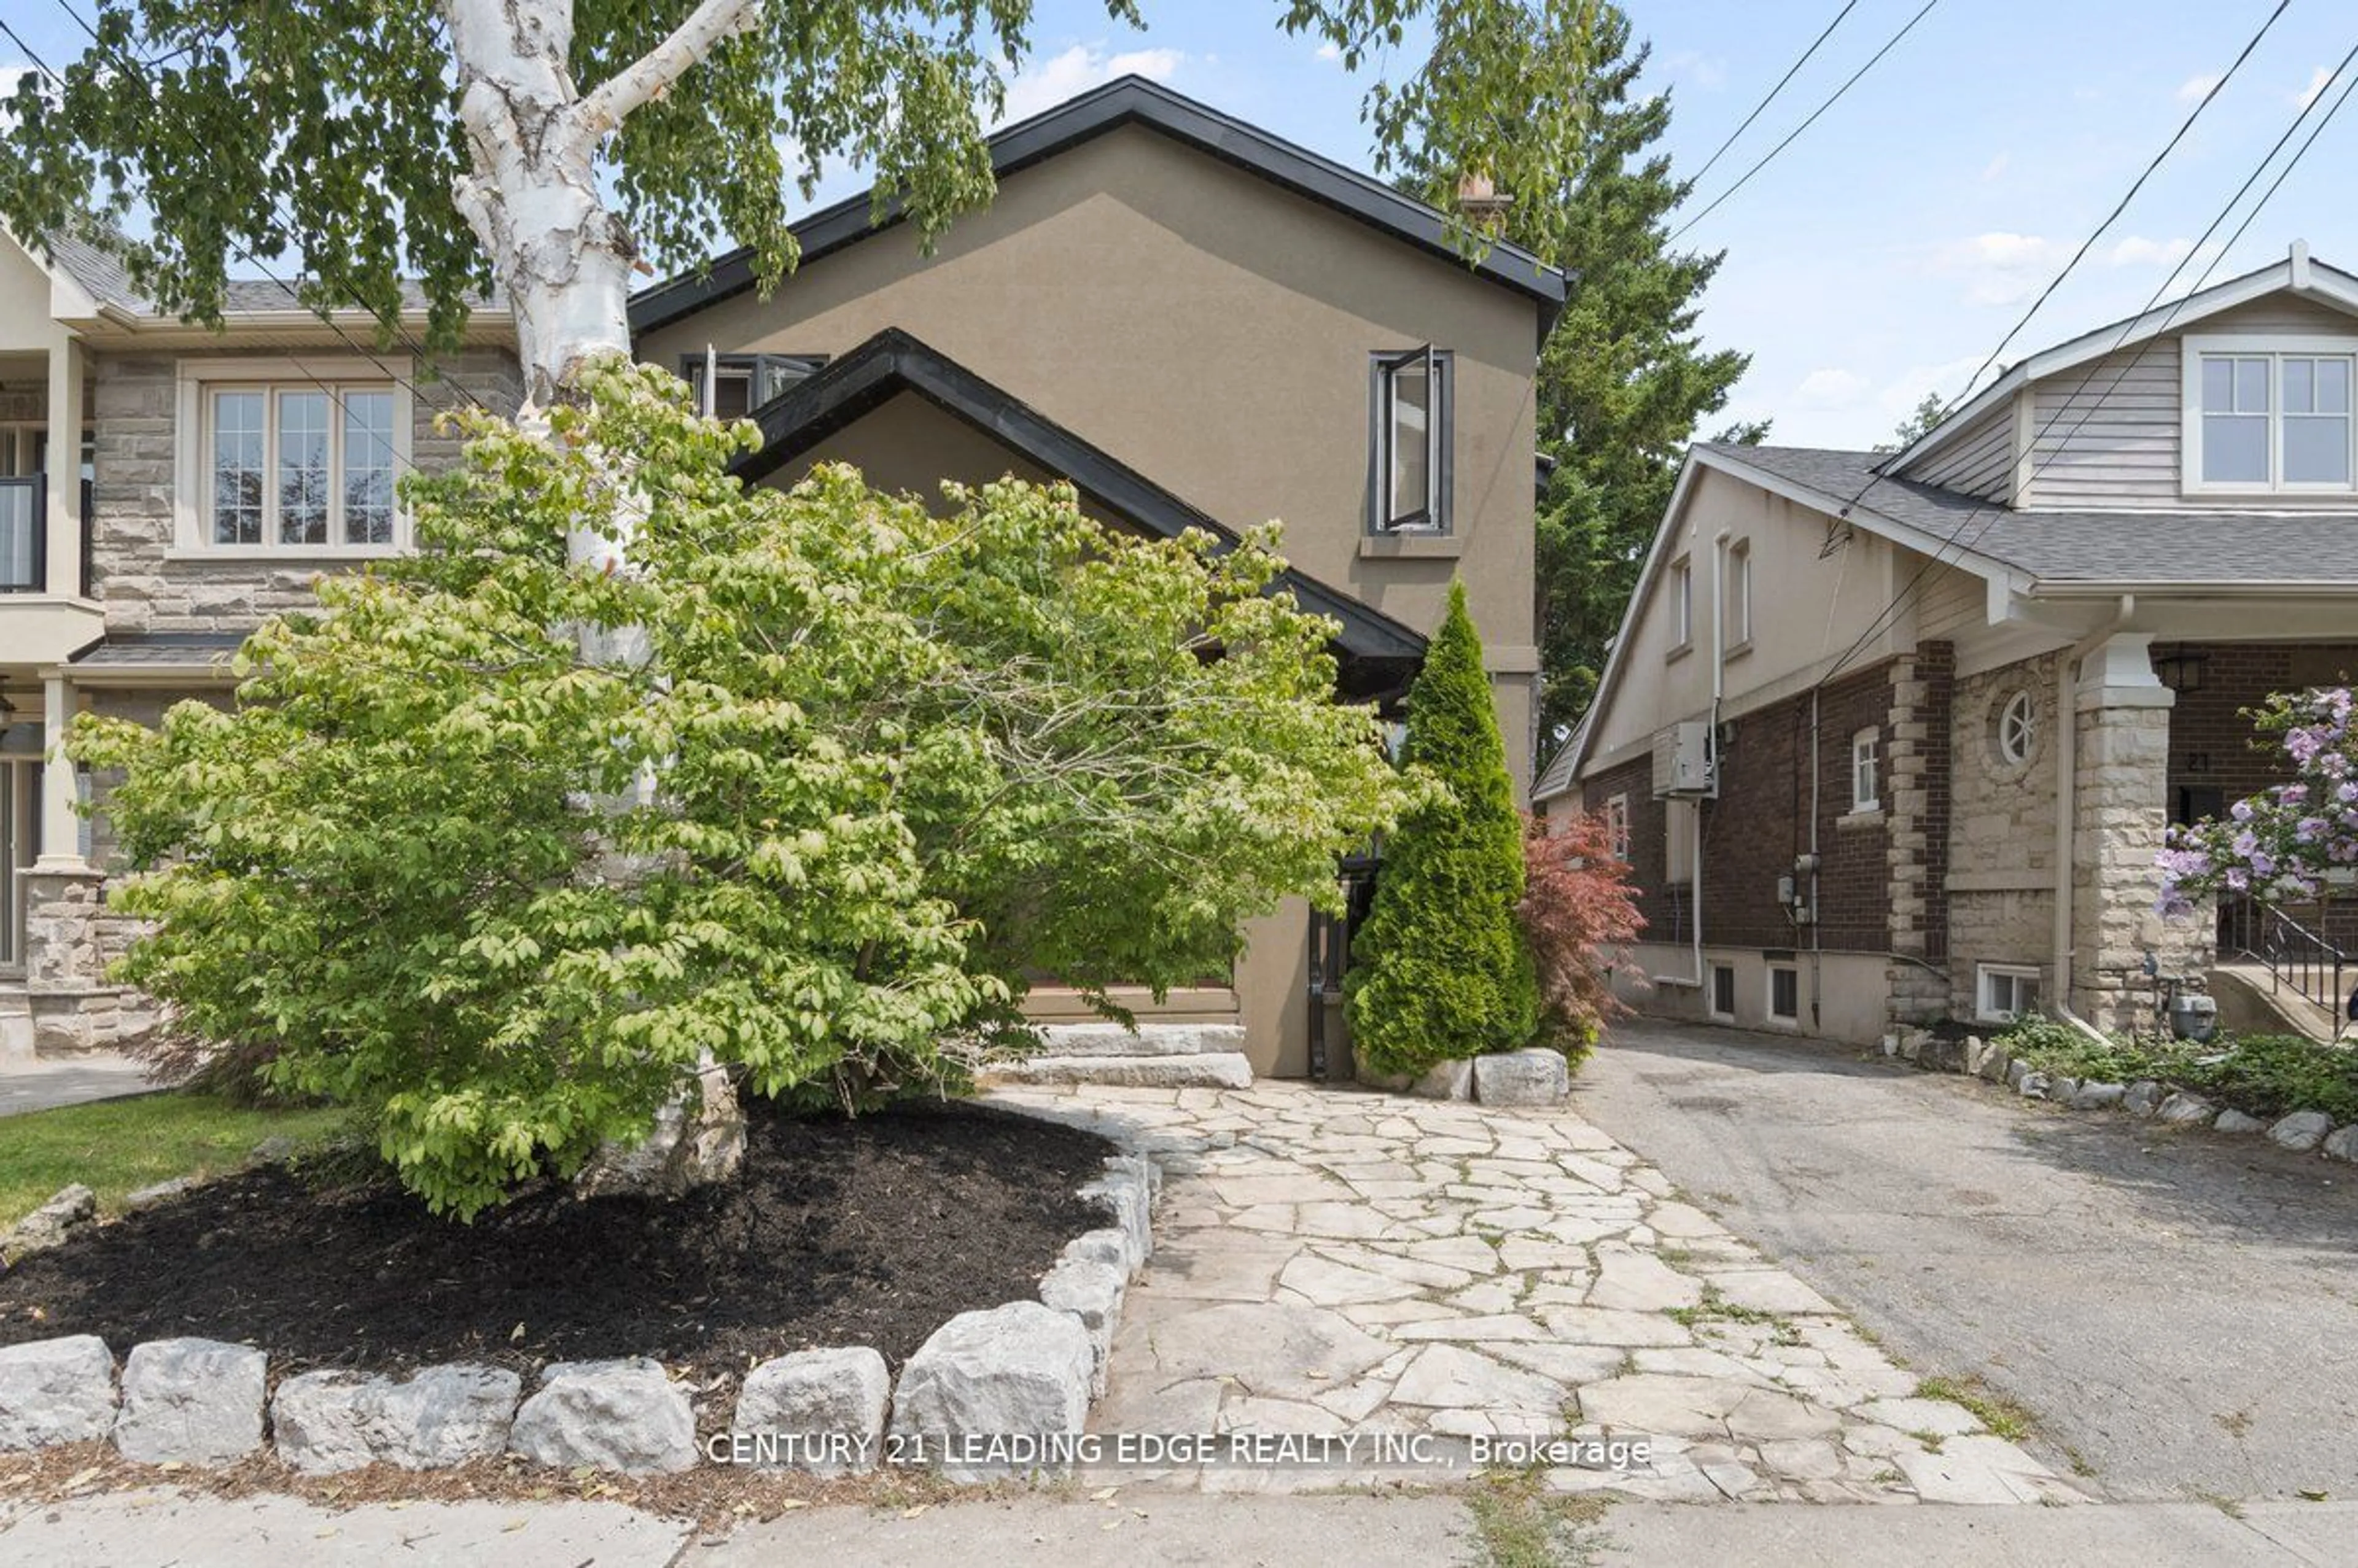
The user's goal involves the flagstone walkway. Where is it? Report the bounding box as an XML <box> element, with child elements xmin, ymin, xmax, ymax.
<box><xmin>987</xmin><ymin>1081</ymin><xmax>2077</xmax><ymax>1505</ymax></box>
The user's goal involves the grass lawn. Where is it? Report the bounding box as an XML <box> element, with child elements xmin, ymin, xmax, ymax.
<box><xmin>0</xmin><ymin>1093</ymin><xmax>348</xmax><ymax>1229</ymax></box>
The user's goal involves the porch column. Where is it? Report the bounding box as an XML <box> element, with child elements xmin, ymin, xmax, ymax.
<box><xmin>34</xmin><ymin>674</ymin><xmax>84</xmax><ymax>870</ymax></box>
<box><xmin>2069</xmin><ymin>634</ymin><xmax>2199</xmax><ymax>1031</ymax></box>
<box><xmin>44</xmin><ymin>337</ymin><xmax>85</xmax><ymax>600</ymax></box>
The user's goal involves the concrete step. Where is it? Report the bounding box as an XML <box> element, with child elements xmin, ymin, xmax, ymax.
<box><xmin>1030</xmin><ymin>1022</ymin><xmax>1245</xmax><ymax>1058</ymax></box>
<box><xmin>984</xmin><ymin>1051</ymin><xmax>1254</xmax><ymax>1089</ymax></box>
<box><xmin>2211</xmin><ymin>963</ymin><xmax>2346</xmax><ymax>1044</ymax></box>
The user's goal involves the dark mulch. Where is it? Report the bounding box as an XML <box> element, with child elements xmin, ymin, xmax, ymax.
<box><xmin>0</xmin><ymin>1096</ymin><xmax>1110</xmax><ymax>1380</ymax></box>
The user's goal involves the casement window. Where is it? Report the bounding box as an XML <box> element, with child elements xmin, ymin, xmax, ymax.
<box><xmin>1668</xmin><ymin>557</ymin><xmax>1693</xmax><ymax>653</ymax></box>
<box><xmin>2184</xmin><ymin>336</ymin><xmax>2357</xmax><ymax>493</ymax></box>
<box><xmin>1603</xmin><ymin>793</ymin><xmax>1631</xmax><ymax>861</ymax></box>
<box><xmin>1850</xmin><ymin>728</ymin><xmax>1880</xmax><ymax>813</ymax></box>
<box><xmin>1977</xmin><ymin>964</ymin><xmax>2042</xmax><ymax>1023</ymax></box>
<box><xmin>1371</xmin><ymin>346</ymin><xmax>1453</xmax><ymax>532</ymax></box>
<box><xmin>1725</xmin><ymin>538</ymin><xmax>1753</xmax><ymax>653</ymax></box>
<box><xmin>1766</xmin><ymin>963</ymin><xmax>1800</xmax><ymax>1025</ymax></box>
<box><xmin>176</xmin><ymin>360</ymin><xmax>413</xmax><ymax>553</ymax></box>
<box><xmin>679</xmin><ymin>353</ymin><xmax>826</xmax><ymax>420</ymax></box>
<box><xmin>1708</xmin><ymin>962</ymin><xmax>1737</xmax><ymax>1022</ymax></box>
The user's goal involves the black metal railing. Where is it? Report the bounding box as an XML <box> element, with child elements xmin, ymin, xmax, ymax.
<box><xmin>2220</xmin><ymin>894</ymin><xmax>2349</xmax><ymax>1022</ymax></box>
<box><xmin>0</xmin><ymin>473</ymin><xmax>43</xmax><ymax>592</ymax></box>
<box><xmin>80</xmin><ymin>477</ymin><xmax>93</xmax><ymax>600</ymax></box>
<box><xmin>1306</xmin><ymin>851</ymin><xmax>1380</xmax><ymax>1081</ymax></box>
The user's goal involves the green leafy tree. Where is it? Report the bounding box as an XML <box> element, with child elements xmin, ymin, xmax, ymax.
<box><xmin>1396</xmin><ymin>3</ymin><xmax>1757</xmax><ymax>747</ymax></box>
<box><xmin>1875</xmin><ymin>390</ymin><xmax>1948</xmax><ymax>453</ymax></box>
<box><xmin>72</xmin><ymin>363</ymin><xmax>1417</xmax><ymax>1217</ymax></box>
<box><xmin>1345</xmin><ymin>580</ymin><xmax>1535</xmax><ymax>1075</ymax></box>
<box><xmin>1</xmin><ymin>1</ymin><xmax>1605</xmax><ymax>406</ymax></box>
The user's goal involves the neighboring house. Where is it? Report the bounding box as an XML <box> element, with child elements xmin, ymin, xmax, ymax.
<box><xmin>2</xmin><ymin>76</ymin><xmax>1560</xmax><ymax>1076</ymax></box>
<box><xmin>1538</xmin><ymin>243</ymin><xmax>2358</xmax><ymax>1046</ymax></box>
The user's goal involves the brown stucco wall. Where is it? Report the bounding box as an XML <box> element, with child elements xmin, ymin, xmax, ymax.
<box><xmin>637</xmin><ymin>123</ymin><xmax>1541</xmax><ymax>797</ymax></box>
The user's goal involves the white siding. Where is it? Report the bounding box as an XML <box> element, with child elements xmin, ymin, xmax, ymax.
<box><xmin>1915</xmin><ymin>563</ymin><xmax>1985</xmax><ymax>643</ymax></box>
<box><xmin>2023</xmin><ymin>293</ymin><xmax>2358</xmax><ymax>510</ymax></box>
<box><xmin>1901</xmin><ymin>402</ymin><xmax>2011</xmax><ymax>500</ymax></box>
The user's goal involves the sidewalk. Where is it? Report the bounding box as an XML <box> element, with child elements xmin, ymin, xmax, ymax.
<box><xmin>2</xmin><ymin>1490</ymin><xmax>2346</xmax><ymax>1567</ymax></box>
<box><xmin>0</xmin><ymin>1053</ymin><xmax>155</xmax><ymax>1117</ymax></box>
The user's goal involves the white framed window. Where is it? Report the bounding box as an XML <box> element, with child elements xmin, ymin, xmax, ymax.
<box><xmin>1603</xmin><ymin>793</ymin><xmax>1631</xmax><ymax>861</ymax></box>
<box><xmin>1977</xmin><ymin>964</ymin><xmax>2043</xmax><ymax>1023</ymax></box>
<box><xmin>1996</xmin><ymin>689</ymin><xmax>2036</xmax><ymax>766</ymax></box>
<box><xmin>1725</xmin><ymin>538</ymin><xmax>1753</xmax><ymax>653</ymax></box>
<box><xmin>1668</xmin><ymin>556</ymin><xmax>1693</xmax><ymax>653</ymax></box>
<box><xmin>1766</xmin><ymin>963</ymin><xmax>1800</xmax><ymax>1025</ymax></box>
<box><xmin>679</xmin><ymin>352</ymin><xmax>824</xmax><ymax>419</ymax></box>
<box><xmin>1371</xmin><ymin>346</ymin><xmax>1452</xmax><ymax>532</ymax></box>
<box><xmin>1708</xmin><ymin>962</ymin><xmax>1737</xmax><ymax>1022</ymax></box>
<box><xmin>174</xmin><ymin>358</ymin><xmax>413</xmax><ymax>553</ymax></box>
<box><xmin>1850</xmin><ymin>728</ymin><xmax>1880</xmax><ymax>813</ymax></box>
<box><xmin>2183</xmin><ymin>335</ymin><xmax>2357</xmax><ymax>494</ymax></box>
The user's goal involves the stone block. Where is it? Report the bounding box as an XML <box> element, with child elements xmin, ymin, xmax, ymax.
<box><xmin>510</xmin><ymin>1358</ymin><xmax>696</xmax><ymax>1474</ymax></box>
<box><xmin>113</xmin><ymin>1338</ymin><xmax>267</xmax><ymax>1467</ymax></box>
<box><xmin>2156</xmin><ymin>1092</ymin><xmax>2217</xmax><ymax>1128</ymax></box>
<box><xmin>1038</xmin><ymin>1257</ymin><xmax>1128</xmax><ymax>1397</ymax></box>
<box><xmin>1473</xmin><ymin>1049</ymin><xmax>1571</xmax><ymax>1106</ymax></box>
<box><xmin>2123</xmin><ymin>1081</ymin><xmax>2165</xmax><ymax>1116</ymax></box>
<box><xmin>2322</xmin><ymin>1125</ymin><xmax>2358</xmax><ymax>1162</ymax></box>
<box><xmin>2</xmin><ymin>1184</ymin><xmax>96</xmax><ymax>1258</ymax></box>
<box><xmin>733</xmin><ymin>1348</ymin><xmax>890</xmax><ymax>1476</ymax></box>
<box><xmin>1083</xmin><ymin>1159</ymin><xmax>1154</xmax><ymax>1265</ymax></box>
<box><xmin>2214</xmin><ymin>1109</ymin><xmax>2268</xmax><ymax>1136</ymax></box>
<box><xmin>889</xmin><ymin>1302</ymin><xmax>1092</xmax><ymax>1483</ymax></box>
<box><xmin>1031</xmin><ymin>1023</ymin><xmax>1244</xmax><ymax>1058</ymax></box>
<box><xmin>0</xmin><ymin>1335</ymin><xmax>117</xmax><ymax>1450</ymax></box>
<box><xmin>2268</xmin><ymin>1111</ymin><xmax>2335</xmax><ymax>1152</ymax></box>
<box><xmin>990</xmin><ymin>1052</ymin><xmax>1252</xmax><ymax>1089</ymax></box>
<box><xmin>1413</xmin><ymin>1060</ymin><xmax>1473</xmax><ymax>1100</ymax></box>
<box><xmin>2069</xmin><ymin>1082</ymin><xmax>2125</xmax><ymax>1111</ymax></box>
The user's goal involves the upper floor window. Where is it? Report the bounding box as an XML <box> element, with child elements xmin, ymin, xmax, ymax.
<box><xmin>2184</xmin><ymin>336</ymin><xmax>2356</xmax><ymax>493</ymax></box>
<box><xmin>1371</xmin><ymin>346</ymin><xmax>1453</xmax><ymax>532</ymax></box>
<box><xmin>1725</xmin><ymin>538</ymin><xmax>1753</xmax><ymax>654</ymax></box>
<box><xmin>1668</xmin><ymin>556</ymin><xmax>1693</xmax><ymax>653</ymax></box>
<box><xmin>1850</xmin><ymin>727</ymin><xmax>1880</xmax><ymax>813</ymax></box>
<box><xmin>1603</xmin><ymin>793</ymin><xmax>1631</xmax><ymax>861</ymax></box>
<box><xmin>176</xmin><ymin>359</ymin><xmax>413</xmax><ymax>554</ymax></box>
<box><xmin>679</xmin><ymin>352</ymin><xmax>825</xmax><ymax>420</ymax></box>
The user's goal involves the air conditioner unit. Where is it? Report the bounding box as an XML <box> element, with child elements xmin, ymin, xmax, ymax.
<box><xmin>1656</xmin><ymin>720</ymin><xmax>1716</xmax><ymax>798</ymax></box>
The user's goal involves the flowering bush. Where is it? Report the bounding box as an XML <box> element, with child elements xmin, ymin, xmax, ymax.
<box><xmin>1518</xmin><ymin>809</ymin><xmax>1646</xmax><ymax>1060</ymax></box>
<box><xmin>2157</xmin><ymin>686</ymin><xmax>2358</xmax><ymax>915</ymax></box>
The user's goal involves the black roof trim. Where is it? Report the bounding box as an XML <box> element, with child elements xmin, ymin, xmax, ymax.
<box><xmin>629</xmin><ymin>75</ymin><xmax>1564</xmax><ymax>339</ymax></box>
<box><xmin>732</xmin><ymin>327</ymin><xmax>1430</xmax><ymax>670</ymax></box>
<box><xmin>67</xmin><ymin>630</ymin><xmax>247</xmax><ymax>667</ymax></box>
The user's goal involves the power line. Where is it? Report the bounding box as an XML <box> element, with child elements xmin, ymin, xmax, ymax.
<box><xmin>1668</xmin><ymin>0</ymin><xmax>1943</xmax><ymax>244</ymax></box>
<box><xmin>1681</xmin><ymin>0</ymin><xmax>1863</xmax><ymax>194</ymax></box>
<box><xmin>1811</xmin><ymin>31</ymin><xmax>2357</xmax><ymax>694</ymax></box>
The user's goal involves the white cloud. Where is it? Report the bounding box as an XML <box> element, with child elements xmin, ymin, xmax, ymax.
<box><xmin>2296</xmin><ymin>64</ymin><xmax>2335</xmax><ymax>109</ymax></box>
<box><xmin>1794</xmin><ymin>368</ymin><xmax>1872</xmax><ymax>409</ymax></box>
<box><xmin>1315</xmin><ymin>41</ymin><xmax>1342</xmax><ymax>64</ymax></box>
<box><xmin>996</xmin><ymin>43</ymin><xmax>1185</xmax><ymax>125</ymax></box>
<box><xmin>1977</xmin><ymin>152</ymin><xmax>2010</xmax><ymax>184</ymax></box>
<box><xmin>1926</xmin><ymin>231</ymin><xmax>2216</xmax><ymax>306</ymax></box>
<box><xmin>1663</xmin><ymin>50</ymin><xmax>1727</xmax><ymax>91</ymax></box>
<box><xmin>2176</xmin><ymin>72</ymin><xmax>2223</xmax><ymax>104</ymax></box>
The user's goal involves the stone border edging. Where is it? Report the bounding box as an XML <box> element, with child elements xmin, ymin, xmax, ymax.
<box><xmin>1888</xmin><ymin>1029</ymin><xmax>2358</xmax><ymax>1160</ymax></box>
<box><xmin>0</xmin><ymin>1141</ymin><xmax>1160</xmax><ymax>1483</ymax></box>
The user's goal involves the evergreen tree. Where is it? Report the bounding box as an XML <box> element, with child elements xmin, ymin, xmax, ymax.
<box><xmin>1400</xmin><ymin>4</ymin><xmax>1760</xmax><ymax>750</ymax></box>
<box><xmin>1346</xmin><ymin>581</ymin><xmax>1536</xmax><ymax>1075</ymax></box>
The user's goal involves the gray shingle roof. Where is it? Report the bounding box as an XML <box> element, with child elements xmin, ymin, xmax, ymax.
<box><xmin>1706</xmin><ymin>443</ymin><xmax>2358</xmax><ymax>586</ymax></box>
<box><xmin>40</xmin><ymin>230</ymin><xmax>496</xmax><ymax>318</ymax></box>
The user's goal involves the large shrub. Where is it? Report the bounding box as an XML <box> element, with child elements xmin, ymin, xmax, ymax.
<box><xmin>2158</xmin><ymin>685</ymin><xmax>2358</xmax><ymax>910</ymax></box>
<box><xmin>1520</xmin><ymin>809</ymin><xmax>1645</xmax><ymax>1063</ymax></box>
<box><xmin>75</xmin><ymin>362</ymin><xmax>1415</xmax><ymax>1216</ymax></box>
<box><xmin>1345</xmin><ymin>580</ymin><xmax>1536</xmax><ymax>1075</ymax></box>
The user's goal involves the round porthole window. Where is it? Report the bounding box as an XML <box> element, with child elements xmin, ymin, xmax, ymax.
<box><xmin>1996</xmin><ymin>689</ymin><xmax>2036</xmax><ymax>766</ymax></box>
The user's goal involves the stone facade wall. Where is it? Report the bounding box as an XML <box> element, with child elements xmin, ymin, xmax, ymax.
<box><xmin>1884</xmin><ymin>643</ymin><xmax>1954</xmax><ymax>1023</ymax></box>
<box><xmin>2073</xmin><ymin>687</ymin><xmax>2205</xmax><ymax>1032</ymax></box>
<box><xmin>91</xmin><ymin>348</ymin><xmax>521</xmax><ymax>633</ymax></box>
<box><xmin>21</xmin><ymin>869</ymin><xmax>158</xmax><ymax>1057</ymax></box>
<box><xmin>1944</xmin><ymin>652</ymin><xmax>2063</xmax><ymax>1021</ymax></box>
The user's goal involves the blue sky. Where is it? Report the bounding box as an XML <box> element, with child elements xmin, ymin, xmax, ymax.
<box><xmin>7</xmin><ymin>1</ymin><xmax>2354</xmax><ymax>450</ymax></box>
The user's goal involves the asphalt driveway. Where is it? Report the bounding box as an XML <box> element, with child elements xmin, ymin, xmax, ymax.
<box><xmin>1571</xmin><ymin>1018</ymin><xmax>2358</xmax><ymax>1504</ymax></box>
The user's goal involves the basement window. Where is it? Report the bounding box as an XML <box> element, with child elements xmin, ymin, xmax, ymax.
<box><xmin>1977</xmin><ymin>964</ymin><xmax>2042</xmax><ymax>1023</ymax></box>
<box><xmin>1766</xmin><ymin>964</ymin><xmax>1800</xmax><ymax>1025</ymax></box>
<box><xmin>1708</xmin><ymin>963</ymin><xmax>1737</xmax><ymax>1022</ymax></box>
<box><xmin>1371</xmin><ymin>346</ymin><xmax>1453</xmax><ymax>532</ymax></box>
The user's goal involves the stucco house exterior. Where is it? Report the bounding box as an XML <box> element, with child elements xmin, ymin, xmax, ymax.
<box><xmin>2</xmin><ymin>76</ymin><xmax>1558</xmax><ymax>1077</ymax></box>
<box><xmin>1538</xmin><ymin>244</ymin><xmax>2358</xmax><ymax>1046</ymax></box>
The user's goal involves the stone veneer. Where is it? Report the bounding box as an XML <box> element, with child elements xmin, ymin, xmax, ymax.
<box><xmin>1943</xmin><ymin>653</ymin><xmax>2063</xmax><ymax>1022</ymax></box>
<box><xmin>90</xmin><ymin>347</ymin><xmax>522</xmax><ymax>634</ymax></box>
<box><xmin>21</xmin><ymin>870</ymin><xmax>156</xmax><ymax>1058</ymax></box>
<box><xmin>2072</xmin><ymin>671</ymin><xmax>2205</xmax><ymax>1032</ymax></box>
<box><xmin>1882</xmin><ymin>643</ymin><xmax>1953</xmax><ymax>1027</ymax></box>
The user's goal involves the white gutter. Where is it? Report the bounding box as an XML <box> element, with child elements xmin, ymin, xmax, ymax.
<box><xmin>2052</xmin><ymin>597</ymin><xmax>2134</xmax><ymax>1046</ymax></box>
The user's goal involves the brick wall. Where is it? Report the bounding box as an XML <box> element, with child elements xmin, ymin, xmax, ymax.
<box><xmin>92</xmin><ymin>347</ymin><xmax>522</xmax><ymax>633</ymax></box>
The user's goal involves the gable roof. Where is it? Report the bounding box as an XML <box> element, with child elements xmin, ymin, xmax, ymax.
<box><xmin>629</xmin><ymin>75</ymin><xmax>1565</xmax><ymax>340</ymax></box>
<box><xmin>731</xmin><ymin>327</ymin><xmax>1430</xmax><ymax>681</ymax></box>
<box><xmin>1891</xmin><ymin>243</ymin><xmax>2358</xmax><ymax>478</ymax></box>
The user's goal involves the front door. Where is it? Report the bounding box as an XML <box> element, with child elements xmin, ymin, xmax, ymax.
<box><xmin>0</xmin><ymin>755</ymin><xmax>36</xmax><ymax>977</ymax></box>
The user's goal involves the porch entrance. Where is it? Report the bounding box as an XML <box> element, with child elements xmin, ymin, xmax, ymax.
<box><xmin>0</xmin><ymin>754</ymin><xmax>36</xmax><ymax>977</ymax></box>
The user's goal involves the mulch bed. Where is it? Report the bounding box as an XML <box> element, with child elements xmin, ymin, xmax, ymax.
<box><xmin>0</xmin><ymin>1096</ymin><xmax>1110</xmax><ymax>1383</ymax></box>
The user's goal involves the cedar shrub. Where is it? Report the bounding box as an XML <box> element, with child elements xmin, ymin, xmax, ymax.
<box><xmin>1345</xmin><ymin>580</ymin><xmax>1538</xmax><ymax>1075</ymax></box>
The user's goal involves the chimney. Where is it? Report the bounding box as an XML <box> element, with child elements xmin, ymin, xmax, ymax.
<box><xmin>1456</xmin><ymin>172</ymin><xmax>1514</xmax><ymax>230</ymax></box>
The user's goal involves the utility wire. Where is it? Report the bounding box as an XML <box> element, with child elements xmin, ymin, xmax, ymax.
<box><xmin>1681</xmin><ymin>0</ymin><xmax>1864</xmax><ymax>193</ymax></box>
<box><xmin>1669</xmin><ymin>0</ymin><xmax>1943</xmax><ymax>243</ymax></box>
<box><xmin>1811</xmin><ymin>29</ymin><xmax>2357</xmax><ymax>694</ymax></box>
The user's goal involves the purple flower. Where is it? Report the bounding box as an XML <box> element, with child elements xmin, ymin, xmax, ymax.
<box><xmin>2232</xmin><ymin>799</ymin><xmax>2255</xmax><ymax>823</ymax></box>
<box><xmin>2298</xmin><ymin>816</ymin><xmax>2330</xmax><ymax>844</ymax></box>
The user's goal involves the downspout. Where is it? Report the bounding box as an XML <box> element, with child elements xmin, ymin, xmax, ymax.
<box><xmin>1810</xmin><ymin>685</ymin><xmax>1823</xmax><ymax>1028</ymax></box>
<box><xmin>1695</xmin><ymin>530</ymin><xmax>1732</xmax><ymax>987</ymax></box>
<box><xmin>2052</xmin><ymin>597</ymin><xmax>2134</xmax><ymax>1045</ymax></box>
